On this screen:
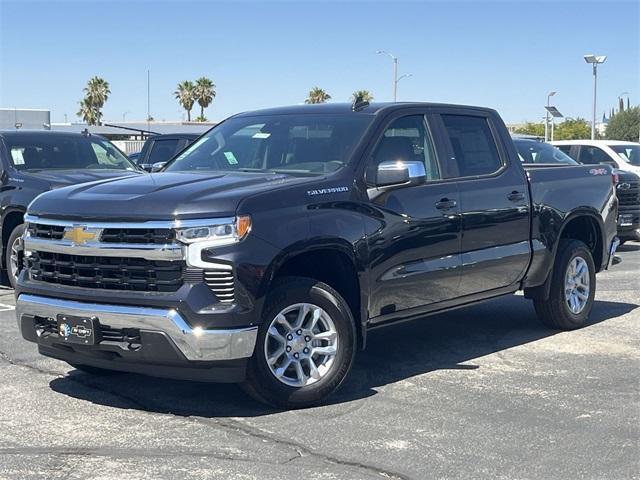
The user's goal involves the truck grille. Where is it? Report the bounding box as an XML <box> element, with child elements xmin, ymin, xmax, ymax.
<box><xmin>28</xmin><ymin>223</ymin><xmax>174</xmax><ymax>244</ymax></box>
<box><xmin>101</xmin><ymin>228</ymin><xmax>175</xmax><ymax>244</ymax></box>
<box><xmin>28</xmin><ymin>223</ymin><xmax>65</xmax><ymax>240</ymax></box>
<box><xmin>617</xmin><ymin>181</ymin><xmax>639</xmax><ymax>207</ymax></box>
<box><xmin>27</xmin><ymin>251</ymin><xmax>184</xmax><ymax>292</ymax></box>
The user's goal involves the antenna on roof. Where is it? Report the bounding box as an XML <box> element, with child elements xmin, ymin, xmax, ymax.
<box><xmin>352</xmin><ymin>95</ymin><xmax>369</xmax><ymax>112</ymax></box>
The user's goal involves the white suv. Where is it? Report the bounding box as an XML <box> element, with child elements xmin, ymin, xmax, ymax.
<box><xmin>551</xmin><ymin>140</ymin><xmax>640</xmax><ymax>175</ymax></box>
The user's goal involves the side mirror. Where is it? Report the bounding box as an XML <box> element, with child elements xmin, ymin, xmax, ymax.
<box><xmin>375</xmin><ymin>160</ymin><xmax>426</xmax><ymax>189</ymax></box>
<box><xmin>151</xmin><ymin>161</ymin><xmax>167</xmax><ymax>172</ymax></box>
<box><xmin>600</xmin><ymin>160</ymin><xmax>618</xmax><ymax>168</ymax></box>
<box><xmin>140</xmin><ymin>163</ymin><xmax>153</xmax><ymax>172</ymax></box>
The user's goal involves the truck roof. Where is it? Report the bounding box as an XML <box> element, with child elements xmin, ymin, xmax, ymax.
<box><xmin>233</xmin><ymin>102</ymin><xmax>498</xmax><ymax>118</ymax></box>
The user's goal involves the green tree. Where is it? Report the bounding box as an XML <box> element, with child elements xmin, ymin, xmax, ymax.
<box><xmin>77</xmin><ymin>76</ymin><xmax>110</xmax><ymax>125</ymax></box>
<box><xmin>77</xmin><ymin>98</ymin><xmax>99</xmax><ymax>125</ymax></box>
<box><xmin>606</xmin><ymin>106</ymin><xmax>640</xmax><ymax>141</ymax></box>
<box><xmin>351</xmin><ymin>90</ymin><xmax>373</xmax><ymax>102</ymax></box>
<box><xmin>619</xmin><ymin>97</ymin><xmax>625</xmax><ymax>113</ymax></box>
<box><xmin>194</xmin><ymin>77</ymin><xmax>216</xmax><ymax>121</ymax></box>
<box><xmin>175</xmin><ymin>80</ymin><xmax>196</xmax><ymax>121</ymax></box>
<box><xmin>305</xmin><ymin>87</ymin><xmax>331</xmax><ymax>104</ymax></box>
<box><xmin>553</xmin><ymin>118</ymin><xmax>591</xmax><ymax>140</ymax></box>
<box><xmin>513</xmin><ymin>122</ymin><xmax>544</xmax><ymax>137</ymax></box>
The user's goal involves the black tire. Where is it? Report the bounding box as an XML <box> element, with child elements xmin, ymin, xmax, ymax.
<box><xmin>68</xmin><ymin>363</ymin><xmax>119</xmax><ymax>376</ymax></box>
<box><xmin>5</xmin><ymin>224</ymin><xmax>25</xmax><ymax>289</ymax></box>
<box><xmin>242</xmin><ymin>276</ymin><xmax>357</xmax><ymax>408</ymax></box>
<box><xmin>533</xmin><ymin>239</ymin><xmax>596</xmax><ymax>330</ymax></box>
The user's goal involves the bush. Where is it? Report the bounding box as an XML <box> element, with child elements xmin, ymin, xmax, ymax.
<box><xmin>606</xmin><ymin>107</ymin><xmax>640</xmax><ymax>141</ymax></box>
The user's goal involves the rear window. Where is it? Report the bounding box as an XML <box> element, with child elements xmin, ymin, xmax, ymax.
<box><xmin>148</xmin><ymin>138</ymin><xmax>181</xmax><ymax>163</ymax></box>
<box><xmin>4</xmin><ymin>134</ymin><xmax>136</xmax><ymax>171</ymax></box>
<box><xmin>441</xmin><ymin>114</ymin><xmax>503</xmax><ymax>177</ymax></box>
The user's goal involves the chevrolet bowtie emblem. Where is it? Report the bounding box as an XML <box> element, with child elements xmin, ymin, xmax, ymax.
<box><xmin>63</xmin><ymin>226</ymin><xmax>97</xmax><ymax>245</ymax></box>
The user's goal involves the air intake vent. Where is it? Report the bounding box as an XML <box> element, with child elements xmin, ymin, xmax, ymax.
<box><xmin>204</xmin><ymin>268</ymin><xmax>235</xmax><ymax>303</ymax></box>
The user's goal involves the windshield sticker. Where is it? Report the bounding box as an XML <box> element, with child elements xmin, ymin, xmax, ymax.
<box><xmin>11</xmin><ymin>149</ymin><xmax>25</xmax><ymax>165</ymax></box>
<box><xmin>307</xmin><ymin>186</ymin><xmax>349</xmax><ymax>196</ymax></box>
<box><xmin>252</xmin><ymin>132</ymin><xmax>271</xmax><ymax>139</ymax></box>
<box><xmin>223</xmin><ymin>151</ymin><xmax>238</xmax><ymax>165</ymax></box>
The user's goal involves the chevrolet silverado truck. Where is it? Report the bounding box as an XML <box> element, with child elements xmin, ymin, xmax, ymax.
<box><xmin>0</xmin><ymin>130</ymin><xmax>141</xmax><ymax>287</ymax></box>
<box><xmin>16</xmin><ymin>103</ymin><xmax>619</xmax><ymax>408</ymax></box>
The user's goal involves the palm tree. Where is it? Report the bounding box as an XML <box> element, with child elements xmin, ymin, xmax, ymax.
<box><xmin>194</xmin><ymin>77</ymin><xmax>216</xmax><ymax>121</ymax></box>
<box><xmin>175</xmin><ymin>80</ymin><xmax>196</xmax><ymax>121</ymax></box>
<box><xmin>305</xmin><ymin>87</ymin><xmax>331</xmax><ymax>104</ymax></box>
<box><xmin>77</xmin><ymin>98</ymin><xmax>99</xmax><ymax>125</ymax></box>
<box><xmin>84</xmin><ymin>76</ymin><xmax>110</xmax><ymax>124</ymax></box>
<box><xmin>351</xmin><ymin>90</ymin><xmax>373</xmax><ymax>103</ymax></box>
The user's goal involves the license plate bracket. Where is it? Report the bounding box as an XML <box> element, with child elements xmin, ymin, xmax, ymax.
<box><xmin>57</xmin><ymin>315</ymin><xmax>100</xmax><ymax>345</ymax></box>
<box><xmin>618</xmin><ymin>214</ymin><xmax>633</xmax><ymax>227</ymax></box>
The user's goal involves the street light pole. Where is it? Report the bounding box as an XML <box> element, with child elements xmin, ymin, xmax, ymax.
<box><xmin>377</xmin><ymin>50</ymin><xmax>398</xmax><ymax>101</ymax></box>
<box><xmin>584</xmin><ymin>54</ymin><xmax>607</xmax><ymax>140</ymax></box>
<box><xmin>545</xmin><ymin>91</ymin><xmax>556</xmax><ymax>142</ymax></box>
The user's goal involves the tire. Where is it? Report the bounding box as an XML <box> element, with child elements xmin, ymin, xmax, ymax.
<box><xmin>534</xmin><ymin>239</ymin><xmax>596</xmax><ymax>330</ymax></box>
<box><xmin>68</xmin><ymin>363</ymin><xmax>119</xmax><ymax>376</ymax></box>
<box><xmin>5</xmin><ymin>224</ymin><xmax>25</xmax><ymax>289</ymax></box>
<box><xmin>242</xmin><ymin>276</ymin><xmax>357</xmax><ymax>408</ymax></box>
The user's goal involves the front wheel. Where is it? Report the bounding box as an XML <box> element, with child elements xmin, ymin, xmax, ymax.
<box><xmin>534</xmin><ymin>239</ymin><xmax>596</xmax><ymax>330</ymax></box>
<box><xmin>242</xmin><ymin>277</ymin><xmax>357</xmax><ymax>408</ymax></box>
<box><xmin>5</xmin><ymin>224</ymin><xmax>25</xmax><ymax>289</ymax></box>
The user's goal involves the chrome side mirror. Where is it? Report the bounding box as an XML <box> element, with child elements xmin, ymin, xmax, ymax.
<box><xmin>151</xmin><ymin>161</ymin><xmax>167</xmax><ymax>172</ymax></box>
<box><xmin>375</xmin><ymin>160</ymin><xmax>426</xmax><ymax>188</ymax></box>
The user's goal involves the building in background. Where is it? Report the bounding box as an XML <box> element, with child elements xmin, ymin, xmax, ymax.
<box><xmin>0</xmin><ymin>108</ymin><xmax>51</xmax><ymax>129</ymax></box>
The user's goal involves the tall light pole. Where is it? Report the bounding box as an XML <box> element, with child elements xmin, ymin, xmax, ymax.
<box><xmin>584</xmin><ymin>54</ymin><xmax>607</xmax><ymax>140</ymax></box>
<box><xmin>545</xmin><ymin>91</ymin><xmax>556</xmax><ymax>142</ymax></box>
<box><xmin>376</xmin><ymin>50</ymin><xmax>398</xmax><ymax>101</ymax></box>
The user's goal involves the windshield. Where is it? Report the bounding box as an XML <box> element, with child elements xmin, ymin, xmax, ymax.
<box><xmin>4</xmin><ymin>134</ymin><xmax>138</xmax><ymax>171</ymax></box>
<box><xmin>514</xmin><ymin>140</ymin><xmax>578</xmax><ymax>165</ymax></box>
<box><xmin>609</xmin><ymin>144</ymin><xmax>640</xmax><ymax>166</ymax></box>
<box><xmin>165</xmin><ymin>114</ymin><xmax>372</xmax><ymax>175</ymax></box>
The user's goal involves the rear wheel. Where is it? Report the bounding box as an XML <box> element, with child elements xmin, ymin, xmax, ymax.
<box><xmin>242</xmin><ymin>277</ymin><xmax>356</xmax><ymax>408</ymax></box>
<box><xmin>534</xmin><ymin>239</ymin><xmax>596</xmax><ymax>330</ymax></box>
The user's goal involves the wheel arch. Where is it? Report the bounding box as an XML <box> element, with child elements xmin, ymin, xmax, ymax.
<box><xmin>265</xmin><ymin>242</ymin><xmax>367</xmax><ymax>349</ymax></box>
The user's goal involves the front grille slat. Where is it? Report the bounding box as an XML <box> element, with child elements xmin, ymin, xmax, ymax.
<box><xmin>204</xmin><ymin>268</ymin><xmax>235</xmax><ymax>303</ymax></box>
<box><xmin>28</xmin><ymin>251</ymin><xmax>184</xmax><ymax>292</ymax></box>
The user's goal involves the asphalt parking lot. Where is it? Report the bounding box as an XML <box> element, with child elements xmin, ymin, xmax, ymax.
<box><xmin>0</xmin><ymin>245</ymin><xmax>638</xmax><ymax>480</ymax></box>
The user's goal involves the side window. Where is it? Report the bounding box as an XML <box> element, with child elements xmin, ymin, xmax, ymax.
<box><xmin>371</xmin><ymin>115</ymin><xmax>440</xmax><ymax>181</ymax></box>
<box><xmin>148</xmin><ymin>139</ymin><xmax>181</xmax><ymax>163</ymax></box>
<box><xmin>578</xmin><ymin>146</ymin><xmax>615</xmax><ymax>166</ymax></box>
<box><xmin>556</xmin><ymin>145</ymin><xmax>573</xmax><ymax>156</ymax></box>
<box><xmin>441</xmin><ymin>114</ymin><xmax>503</xmax><ymax>177</ymax></box>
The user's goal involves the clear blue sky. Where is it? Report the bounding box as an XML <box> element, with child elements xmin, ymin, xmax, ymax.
<box><xmin>1</xmin><ymin>0</ymin><xmax>638</xmax><ymax>124</ymax></box>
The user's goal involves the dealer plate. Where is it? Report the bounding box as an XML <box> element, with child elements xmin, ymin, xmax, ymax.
<box><xmin>57</xmin><ymin>315</ymin><xmax>100</xmax><ymax>345</ymax></box>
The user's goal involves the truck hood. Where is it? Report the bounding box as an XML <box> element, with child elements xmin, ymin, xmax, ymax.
<box><xmin>26</xmin><ymin>169</ymin><xmax>141</xmax><ymax>189</ymax></box>
<box><xmin>28</xmin><ymin>171</ymin><xmax>309</xmax><ymax>220</ymax></box>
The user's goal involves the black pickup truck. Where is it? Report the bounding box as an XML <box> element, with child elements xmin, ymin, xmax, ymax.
<box><xmin>16</xmin><ymin>103</ymin><xmax>619</xmax><ymax>408</ymax></box>
<box><xmin>0</xmin><ymin>131</ymin><xmax>141</xmax><ymax>287</ymax></box>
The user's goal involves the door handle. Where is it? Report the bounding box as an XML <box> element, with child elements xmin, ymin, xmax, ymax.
<box><xmin>435</xmin><ymin>198</ymin><xmax>457</xmax><ymax>210</ymax></box>
<box><xmin>508</xmin><ymin>191</ymin><xmax>525</xmax><ymax>202</ymax></box>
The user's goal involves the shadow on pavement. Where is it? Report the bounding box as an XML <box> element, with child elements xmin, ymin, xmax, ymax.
<box><xmin>618</xmin><ymin>242</ymin><xmax>640</xmax><ymax>252</ymax></box>
<box><xmin>49</xmin><ymin>295</ymin><xmax>637</xmax><ymax>417</ymax></box>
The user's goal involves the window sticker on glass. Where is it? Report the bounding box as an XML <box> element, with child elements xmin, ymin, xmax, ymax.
<box><xmin>224</xmin><ymin>151</ymin><xmax>238</xmax><ymax>164</ymax></box>
<box><xmin>11</xmin><ymin>148</ymin><xmax>25</xmax><ymax>165</ymax></box>
<box><xmin>252</xmin><ymin>132</ymin><xmax>271</xmax><ymax>139</ymax></box>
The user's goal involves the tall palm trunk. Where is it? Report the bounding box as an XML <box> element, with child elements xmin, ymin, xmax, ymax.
<box><xmin>187</xmin><ymin>109</ymin><xmax>191</xmax><ymax>122</ymax></box>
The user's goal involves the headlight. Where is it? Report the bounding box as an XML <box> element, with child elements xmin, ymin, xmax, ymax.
<box><xmin>175</xmin><ymin>216</ymin><xmax>251</xmax><ymax>245</ymax></box>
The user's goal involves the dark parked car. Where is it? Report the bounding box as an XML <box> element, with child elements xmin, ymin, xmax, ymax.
<box><xmin>133</xmin><ymin>133</ymin><xmax>200</xmax><ymax>170</ymax></box>
<box><xmin>16</xmin><ymin>103</ymin><xmax>619</xmax><ymax>408</ymax></box>
<box><xmin>0</xmin><ymin>131</ymin><xmax>141</xmax><ymax>287</ymax></box>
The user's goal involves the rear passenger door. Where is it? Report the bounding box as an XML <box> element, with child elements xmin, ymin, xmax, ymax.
<box><xmin>436</xmin><ymin>110</ymin><xmax>531</xmax><ymax>297</ymax></box>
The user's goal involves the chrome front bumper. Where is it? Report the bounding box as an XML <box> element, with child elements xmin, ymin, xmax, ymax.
<box><xmin>16</xmin><ymin>294</ymin><xmax>257</xmax><ymax>361</ymax></box>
